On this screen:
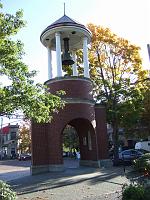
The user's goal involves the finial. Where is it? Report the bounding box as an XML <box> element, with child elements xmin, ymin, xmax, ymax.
<box><xmin>64</xmin><ymin>2</ymin><xmax>66</xmax><ymax>15</ymax></box>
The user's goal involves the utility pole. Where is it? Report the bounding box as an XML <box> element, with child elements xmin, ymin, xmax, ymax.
<box><xmin>147</xmin><ymin>44</ymin><xmax>150</xmax><ymax>62</ymax></box>
<box><xmin>0</xmin><ymin>116</ymin><xmax>3</xmax><ymax>160</ymax></box>
<box><xmin>147</xmin><ymin>44</ymin><xmax>150</xmax><ymax>79</ymax></box>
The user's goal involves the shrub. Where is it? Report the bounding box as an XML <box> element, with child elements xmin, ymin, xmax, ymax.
<box><xmin>122</xmin><ymin>184</ymin><xmax>150</xmax><ymax>200</ymax></box>
<box><xmin>144</xmin><ymin>187</ymin><xmax>150</xmax><ymax>199</ymax></box>
<box><xmin>133</xmin><ymin>153</ymin><xmax>150</xmax><ymax>176</ymax></box>
<box><xmin>122</xmin><ymin>183</ymin><xmax>145</xmax><ymax>200</ymax></box>
<box><xmin>0</xmin><ymin>180</ymin><xmax>16</xmax><ymax>200</ymax></box>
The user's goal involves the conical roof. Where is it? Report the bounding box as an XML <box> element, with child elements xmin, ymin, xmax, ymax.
<box><xmin>51</xmin><ymin>15</ymin><xmax>79</xmax><ymax>25</ymax></box>
<box><xmin>40</xmin><ymin>14</ymin><xmax>92</xmax><ymax>50</ymax></box>
<box><xmin>41</xmin><ymin>15</ymin><xmax>90</xmax><ymax>37</ymax></box>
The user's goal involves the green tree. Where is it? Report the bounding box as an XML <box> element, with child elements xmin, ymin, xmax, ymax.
<box><xmin>140</xmin><ymin>79</ymin><xmax>150</xmax><ymax>136</ymax></box>
<box><xmin>0</xmin><ymin>2</ymin><xmax>64</xmax><ymax>123</ymax></box>
<box><xmin>88</xmin><ymin>24</ymin><xmax>148</xmax><ymax>164</ymax></box>
<box><xmin>18</xmin><ymin>124</ymin><xmax>31</xmax><ymax>153</ymax></box>
<box><xmin>74</xmin><ymin>24</ymin><xmax>148</xmax><ymax>164</ymax></box>
<box><xmin>119</xmin><ymin>75</ymin><xmax>150</xmax><ymax>140</ymax></box>
<box><xmin>63</xmin><ymin>125</ymin><xmax>79</xmax><ymax>153</ymax></box>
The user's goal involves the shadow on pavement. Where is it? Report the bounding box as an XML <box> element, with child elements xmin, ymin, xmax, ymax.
<box><xmin>9</xmin><ymin>165</ymin><xmax>128</xmax><ymax>196</ymax></box>
<box><xmin>0</xmin><ymin>169</ymin><xmax>30</xmax><ymax>182</ymax></box>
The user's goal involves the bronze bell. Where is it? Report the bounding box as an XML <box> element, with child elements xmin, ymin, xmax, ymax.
<box><xmin>62</xmin><ymin>38</ymin><xmax>74</xmax><ymax>66</ymax></box>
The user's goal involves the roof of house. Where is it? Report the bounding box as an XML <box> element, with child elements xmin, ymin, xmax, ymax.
<box><xmin>1</xmin><ymin>126</ymin><xmax>9</xmax><ymax>134</ymax></box>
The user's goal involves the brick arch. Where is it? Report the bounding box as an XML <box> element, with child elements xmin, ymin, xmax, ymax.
<box><xmin>62</xmin><ymin>118</ymin><xmax>98</xmax><ymax>161</ymax></box>
<box><xmin>45</xmin><ymin>103</ymin><xmax>96</xmax><ymax>165</ymax></box>
<box><xmin>31</xmin><ymin>77</ymin><xmax>109</xmax><ymax>174</ymax></box>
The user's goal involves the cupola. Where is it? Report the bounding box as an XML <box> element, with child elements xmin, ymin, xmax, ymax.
<box><xmin>40</xmin><ymin>14</ymin><xmax>92</xmax><ymax>79</ymax></box>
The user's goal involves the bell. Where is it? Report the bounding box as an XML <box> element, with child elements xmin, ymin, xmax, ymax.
<box><xmin>62</xmin><ymin>38</ymin><xmax>74</xmax><ymax>66</ymax></box>
<box><xmin>62</xmin><ymin>52</ymin><xmax>74</xmax><ymax>65</ymax></box>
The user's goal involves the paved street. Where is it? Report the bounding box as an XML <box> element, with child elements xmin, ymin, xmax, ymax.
<box><xmin>0</xmin><ymin>159</ymin><xmax>131</xmax><ymax>199</ymax></box>
<box><xmin>0</xmin><ymin>158</ymin><xmax>80</xmax><ymax>181</ymax></box>
<box><xmin>0</xmin><ymin>159</ymin><xmax>31</xmax><ymax>181</ymax></box>
<box><xmin>0</xmin><ymin>158</ymin><xmax>81</xmax><ymax>182</ymax></box>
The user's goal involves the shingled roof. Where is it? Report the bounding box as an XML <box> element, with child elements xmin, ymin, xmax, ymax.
<box><xmin>41</xmin><ymin>15</ymin><xmax>90</xmax><ymax>37</ymax></box>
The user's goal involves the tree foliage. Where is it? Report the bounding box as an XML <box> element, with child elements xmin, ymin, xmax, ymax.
<box><xmin>63</xmin><ymin>125</ymin><xmax>79</xmax><ymax>152</ymax></box>
<box><xmin>18</xmin><ymin>123</ymin><xmax>31</xmax><ymax>153</ymax></box>
<box><xmin>87</xmin><ymin>24</ymin><xmax>148</xmax><ymax>163</ymax></box>
<box><xmin>88</xmin><ymin>24</ymin><xmax>149</xmax><ymax>163</ymax></box>
<box><xmin>118</xmin><ymin>73</ymin><xmax>150</xmax><ymax>139</ymax></box>
<box><xmin>0</xmin><ymin>180</ymin><xmax>16</xmax><ymax>200</ymax></box>
<box><xmin>0</xmin><ymin>3</ymin><xmax>64</xmax><ymax>123</ymax></box>
<box><xmin>60</xmin><ymin>23</ymin><xmax>149</xmax><ymax>163</ymax></box>
<box><xmin>68</xmin><ymin>24</ymin><xmax>149</xmax><ymax>164</ymax></box>
<box><xmin>141</xmin><ymin>88</ymin><xmax>150</xmax><ymax>135</ymax></box>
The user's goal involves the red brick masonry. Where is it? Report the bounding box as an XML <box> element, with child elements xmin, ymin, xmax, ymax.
<box><xmin>31</xmin><ymin>77</ymin><xmax>109</xmax><ymax>171</ymax></box>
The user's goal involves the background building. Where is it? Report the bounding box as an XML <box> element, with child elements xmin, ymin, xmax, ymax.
<box><xmin>0</xmin><ymin>124</ymin><xmax>19</xmax><ymax>159</ymax></box>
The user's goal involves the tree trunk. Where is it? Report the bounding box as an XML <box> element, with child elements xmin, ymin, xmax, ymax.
<box><xmin>112</xmin><ymin>121</ymin><xmax>119</xmax><ymax>166</ymax></box>
<box><xmin>112</xmin><ymin>108</ymin><xmax>119</xmax><ymax>166</ymax></box>
<box><xmin>113</xmin><ymin>124</ymin><xmax>119</xmax><ymax>166</ymax></box>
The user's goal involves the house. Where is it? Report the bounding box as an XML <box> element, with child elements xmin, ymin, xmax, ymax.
<box><xmin>107</xmin><ymin>124</ymin><xmax>136</xmax><ymax>149</ymax></box>
<box><xmin>0</xmin><ymin>124</ymin><xmax>19</xmax><ymax>159</ymax></box>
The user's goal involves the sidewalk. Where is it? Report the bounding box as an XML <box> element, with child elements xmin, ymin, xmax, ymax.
<box><xmin>8</xmin><ymin>163</ymin><xmax>130</xmax><ymax>200</ymax></box>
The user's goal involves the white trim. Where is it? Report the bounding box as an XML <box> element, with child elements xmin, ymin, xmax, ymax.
<box><xmin>72</xmin><ymin>51</ymin><xmax>78</xmax><ymax>76</ymax></box>
<box><xmin>83</xmin><ymin>37</ymin><xmax>89</xmax><ymax>78</ymax></box>
<box><xmin>64</xmin><ymin>98</ymin><xmax>95</xmax><ymax>105</ymax></box>
<box><xmin>55</xmin><ymin>32</ymin><xmax>62</xmax><ymax>77</ymax></box>
<box><xmin>47</xmin><ymin>47</ymin><xmax>52</xmax><ymax>79</ymax></box>
<box><xmin>41</xmin><ymin>26</ymin><xmax>91</xmax><ymax>48</ymax></box>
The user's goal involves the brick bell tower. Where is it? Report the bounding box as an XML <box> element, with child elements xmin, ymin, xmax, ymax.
<box><xmin>31</xmin><ymin>13</ymin><xmax>109</xmax><ymax>175</ymax></box>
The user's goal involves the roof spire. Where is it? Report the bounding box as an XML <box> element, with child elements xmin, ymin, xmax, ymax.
<box><xmin>64</xmin><ymin>2</ymin><xmax>66</xmax><ymax>15</ymax></box>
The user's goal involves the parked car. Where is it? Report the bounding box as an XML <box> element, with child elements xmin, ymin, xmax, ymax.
<box><xmin>63</xmin><ymin>151</ymin><xmax>68</xmax><ymax>157</ymax></box>
<box><xmin>135</xmin><ymin>141</ymin><xmax>150</xmax><ymax>152</ymax></box>
<box><xmin>119</xmin><ymin>149</ymin><xmax>143</xmax><ymax>163</ymax></box>
<box><xmin>18</xmin><ymin>153</ymin><xmax>31</xmax><ymax>161</ymax></box>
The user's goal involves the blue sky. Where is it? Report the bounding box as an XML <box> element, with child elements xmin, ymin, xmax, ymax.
<box><xmin>2</xmin><ymin>0</ymin><xmax>150</xmax><ymax>83</ymax></box>
<box><xmin>1</xmin><ymin>0</ymin><xmax>150</xmax><ymax>126</ymax></box>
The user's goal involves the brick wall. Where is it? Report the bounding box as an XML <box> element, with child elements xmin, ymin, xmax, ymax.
<box><xmin>95</xmin><ymin>105</ymin><xmax>109</xmax><ymax>159</ymax></box>
<box><xmin>31</xmin><ymin>123</ymin><xmax>49</xmax><ymax>165</ymax></box>
<box><xmin>46</xmin><ymin>77</ymin><xmax>93</xmax><ymax>100</ymax></box>
<box><xmin>31</xmin><ymin>77</ymin><xmax>108</xmax><ymax>167</ymax></box>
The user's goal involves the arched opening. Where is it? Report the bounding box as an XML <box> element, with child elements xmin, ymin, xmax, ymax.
<box><xmin>31</xmin><ymin>76</ymin><xmax>109</xmax><ymax>174</ymax></box>
<box><xmin>63</xmin><ymin>125</ymin><xmax>79</xmax><ymax>157</ymax></box>
<box><xmin>61</xmin><ymin>118</ymin><xmax>97</xmax><ymax>169</ymax></box>
<box><xmin>62</xmin><ymin>125</ymin><xmax>80</xmax><ymax>168</ymax></box>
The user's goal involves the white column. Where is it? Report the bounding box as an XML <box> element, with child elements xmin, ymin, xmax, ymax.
<box><xmin>55</xmin><ymin>32</ymin><xmax>62</xmax><ymax>77</ymax></box>
<box><xmin>83</xmin><ymin>37</ymin><xmax>89</xmax><ymax>78</ymax></box>
<box><xmin>47</xmin><ymin>47</ymin><xmax>52</xmax><ymax>79</ymax></box>
<box><xmin>72</xmin><ymin>51</ymin><xmax>78</xmax><ymax>76</ymax></box>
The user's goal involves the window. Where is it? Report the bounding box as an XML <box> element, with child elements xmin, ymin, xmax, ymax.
<box><xmin>122</xmin><ymin>151</ymin><xmax>130</xmax><ymax>156</ymax></box>
<box><xmin>11</xmin><ymin>132</ymin><xmax>16</xmax><ymax>140</ymax></box>
<box><xmin>88</xmin><ymin>131</ymin><xmax>92</xmax><ymax>150</ymax></box>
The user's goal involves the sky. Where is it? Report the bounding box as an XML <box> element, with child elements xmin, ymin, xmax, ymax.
<box><xmin>1</xmin><ymin>0</ymin><xmax>150</xmax><ymax>126</ymax></box>
<box><xmin>2</xmin><ymin>0</ymin><xmax>150</xmax><ymax>83</ymax></box>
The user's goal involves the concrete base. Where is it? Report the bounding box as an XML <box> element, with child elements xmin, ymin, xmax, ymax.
<box><xmin>30</xmin><ymin>165</ymin><xmax>49</xmax><ymax>175</ymax></box>
<box><xmin>98</xmin><ymin>159</ymin><xmax>113</xmax><ymax>168</ymax></box>
<box><xmin>49</xmin><ymin>164</ymin><xmax>64</xmax><ymax>172</ymax></box>
<box><xmin>80</xmin><ymin>159</ymin><xmax>112</xmax><ymax>168</ymax></box>
<box><xmin>80</xmin><ymin>160</ymin><xmax>100</xmax><ymax>168</ymax></box>
<box><xmin>31</xmin><ymin>164</ymin><xmax>64</xmax><ymax>175</ymax></box>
